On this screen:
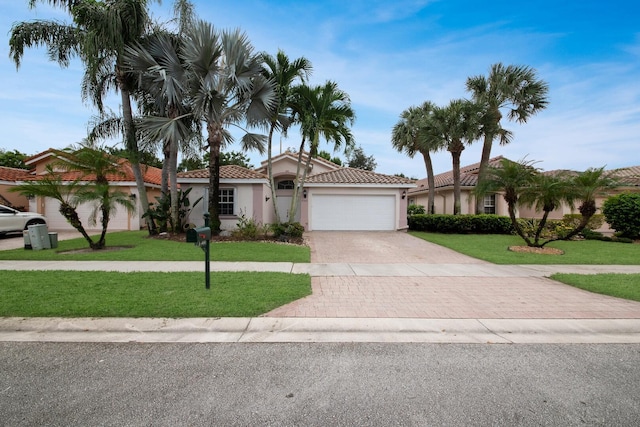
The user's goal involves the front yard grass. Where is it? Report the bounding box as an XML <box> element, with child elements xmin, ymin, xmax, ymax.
<box><xmin>409</xmin><ymin>231</ymin><xmax>640</xmax><ymax>265</ymax></box>
<box><xmin>551</xmin><ymin>274</ymin><xmax>640</xmax><ymax>302</ymax></box>
<box><xmin>0</xmin><ymin>270</ymin><xmax>311</xmax><ymax>317</ymax></box>
<box><xmin>0</xmin><ymin>231</ymin><xmax>310</xmax><ymax>263</ymax></box>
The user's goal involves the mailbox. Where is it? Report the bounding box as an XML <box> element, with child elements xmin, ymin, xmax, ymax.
<box><xmin>195</xmin><ymin>227</ymin><xmax>211</xmax><ymax>245</ymax></box>
<box><xmin>186</xmin><ymin>226</ymin><xmax>211</xmax><ymax>244</ymax></box>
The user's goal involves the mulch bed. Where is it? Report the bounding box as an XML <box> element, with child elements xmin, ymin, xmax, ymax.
<box><xmin>508</xmin><ymin>245</ymin><xmax>564</xmax><ymax>255</ymax></box>
<box><xmin>150</xmin><ymin>232</ymin><xmax>306</xmax><ymax>246</ymax></box>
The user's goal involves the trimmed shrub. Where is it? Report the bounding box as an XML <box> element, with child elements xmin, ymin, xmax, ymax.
<box><xmin>562</xmin><ymin>213</ymin><xmax>605</xmax><ymax>231</ymax></box>
<box><xmin>602</xmin><ymin>193</ymin><xmax>640</xmax><ymax>239</ymax></box>
<box><xmin>271</xmin><ymin>222</ymin><xmax>305</xmax><ymax>239</ymax></box>
<box><xmin>407</xmin><ymin>204</ymin><xmax>426</xmax><ymax>216</ymax></box>
<box><xmin>408</xmin><ymin>214</ymin><xmax>513</xmax><ymax>234</ymax></box>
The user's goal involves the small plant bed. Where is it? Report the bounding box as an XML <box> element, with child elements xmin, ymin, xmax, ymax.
<box><xmin>508</xmin><ymin>246</ymin><xmax>564</xmax><ymax>255</ymax></box>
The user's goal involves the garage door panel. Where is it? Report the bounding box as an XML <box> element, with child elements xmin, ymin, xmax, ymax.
<box><xmin>311</xmin><ymin>194</ymin><xmax>395</xmax><ymax>231</ymax></box>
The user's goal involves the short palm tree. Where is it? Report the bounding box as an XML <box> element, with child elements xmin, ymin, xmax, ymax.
<box><xmin>10</xmin><ymin>0</ymin><xmax>159</xmax><ymax>233</ymax></box>
<box><xmin>475</xmin><ymin>158</ymin><xmax>539</xmax><ymax>246</ymax></box>
<box><xmin>391</xmin><ymin>102</ymin><xmax>441</xmax><ymax>214</ymax></box>
<box><xmin>261</xmin><ymin>50</ymin><xmax>313</xmax><ymax>221</ymax></box>
<box><xmin>467</xmin><ymin>63</ymin><xmax>549</xmax><ymax>213</ymax></box>
<box><xmin>288</xmin><ymin>81</ymin><xmax>355</xmax><ymax>223</ymax></box>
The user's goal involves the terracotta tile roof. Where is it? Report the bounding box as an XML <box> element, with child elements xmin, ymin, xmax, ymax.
<box><xmin>0</xmin><ymin>166</ymin><xmax>33</xmax><ymax>181</ymax></box>
<box><xmin>609</xmin><ymin>165</ymin><xmax>640</xmax><ymax>186</ymax></box>
<box><xmin>178</xmin><ymin>165</ymin><xmax>268</xmax><ymax>180</ymax></box>
<box><xmin>255</xmin><ymin>151</ymin><xmax>341</xmax><ymax>174</ymax></box>
<box><xmin>409</xmin><ymin>156</ymin><xmax>505</xmax><ymax>194</ymax></box>
<box><xmin>22</xmin><ymin>151</ymin><xmax>162</xmax><ymax>186</ymax></box>
<box><xmin>306</xmin><ymin>167</ymin><xmax>415</xmax><ymax>185</ymax></box>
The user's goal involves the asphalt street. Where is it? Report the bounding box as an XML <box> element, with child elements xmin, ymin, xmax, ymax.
<box><xmin>1</xmin><ymin>342</ymin><xmax>639</xmax><ymax>426</ymax></box>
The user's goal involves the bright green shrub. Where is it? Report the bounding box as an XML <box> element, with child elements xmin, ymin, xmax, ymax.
<box><xmin>271</xmin><ymin>222</ymin><xmax>305</xmax><ymax>239</ymax></box>
<box><xmin>602</xmin><ymin>193</ymin><xmax>640</xmax><ymax>238</ymax></box>
<box><xmin>407</xmin><ymin>204</ymin><xmax>426</xmax><ymax>216</ymax></box>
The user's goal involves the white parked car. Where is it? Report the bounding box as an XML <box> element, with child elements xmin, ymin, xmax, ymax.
<box><xmin>0</xmin><ymin>204</ymin><xmax>47</xmax><ymax>235</ymax></box>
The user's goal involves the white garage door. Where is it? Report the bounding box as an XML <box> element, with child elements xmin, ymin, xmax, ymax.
<box><xmin>310</xmin><ymin>194</ymin><xmax>396</xmax><ymax>231</ymax></box>
<box><xmin>45</xmin><ymin>199</ymin><xmax>130</xmax><ymax>231</ymax></box>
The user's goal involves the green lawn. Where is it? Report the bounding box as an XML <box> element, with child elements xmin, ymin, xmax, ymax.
<box><xmin>0</xmin><ymin>231</ymin><xmax>310</xmax><ymax>263</ymax></box>
<box><xmin>409</xmin><ymin>231</ymin><xmax>640</xmax><ymax>265</ymax></box>
<box><xmin>551</xmin><ymin>273</ymin><xmax>640</xmax><ymax>302</ymax></box>
<box><xmin>0</xmin><ymin>270</ymin><xmax>311</xmax><ymax>317</ymax></box>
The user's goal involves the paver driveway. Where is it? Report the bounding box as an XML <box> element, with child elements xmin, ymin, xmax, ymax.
<box><xmin>265</xmin><ymin>231</ymin><xmax>640</xmax><ymax>319</ymax></box>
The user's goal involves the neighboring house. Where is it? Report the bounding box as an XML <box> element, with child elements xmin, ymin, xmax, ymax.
<box><xmin>408</xmin><ymin>156</ymin><xmax>509</xmax><ymax>215</ymax></box>
<box><xmin>15</xmin><ymin>149</ymin><xmax>162</xmax><ymax>231</ymax></box>
<box><xmin>409</xmin><ymin>156</ymin><xmax>640</xmax><ymax>229</ymax></box>
<box><xmin>178</xmin><ymin>151</ymin><xmax>416</xmax><ymax>231</ymax></box>
<box><xmin>0</xmin><ymin>166</ymin><xmax>32</xmax><ymax>210</ymax></box>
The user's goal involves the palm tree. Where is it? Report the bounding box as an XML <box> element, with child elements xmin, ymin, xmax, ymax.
<box><xmin>10</xmin><ymin>0</ymin><xmax>159</xmax><ymax>233</ymax></box>
<box><xmin>10</xmin><ymin>166</ymin><xmax>92</xmax><ymax>244</ymax></box>
<box><xmin>181</xmin><ymin>21</ymin><xmax>276</xmax><ymax>233</ymax></box>
<box><xmin>57</xmin><ymin>143</ymin><xmax>136</xmax><ymax>248</ymax></box>
<box><xmin>261</xmin><ymin>50</ymin><xmax>313</xmax><ymax>222</ymax></box>
<box><xmin>519</xmin><ymin>171</ymin><xmax>573</xmax><ymax>246</ymax></box>
<box><xmin>466</xmin><ymin>63</ymin><xmax>549</xmax><ymax>213</ymax></box>
<box><xmin>431</xmin><ymin>99</ymin><xmax>482</xmax><ymax>215</ymax></box>
<box><xmin>123</xmin><ymin>24</ymin><xmax>203</xmax><ymax>232</ymax></box>
<box><xmin>11</xmin><ymin>145</ymin><xmax>135</xmax><ymax>249</ymax></box>
<box><xmin>562</xmin><ymin>167</ymin><xmax>619</xmax><ymax>240</ymax></box>
<box><xmin>391</xmin><ymin>102</ymin><xmax>441</xmax><ymax>214</ymax></box>
<box><xmin>287</xmin><ymin>81</ymin><xmax>356</xmax><ymax>223</ymax></box>
<box><xmin>475</xmin><ymin>158</ymin><xmax>539</xmax><ymax>246</ymax></box>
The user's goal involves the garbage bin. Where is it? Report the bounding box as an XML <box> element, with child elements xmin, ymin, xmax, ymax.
<box><xmin>27</xmin><ymin>224</ymin><xmax>51</xmax><ymax>250</ymax></box>
<box><xmin>23</xmin><ymin>230</ymin><xmax>32</xmax><ymax>250</ymax></box>
<box><xmin>48</xmin><ymin>232</ymin><xmax>58</xmax><ymax>249</ymax></box>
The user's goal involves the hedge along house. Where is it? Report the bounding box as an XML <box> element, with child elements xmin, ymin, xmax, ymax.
<box><xmin>17</xmin><ymin>149</ymin><xmax>162</xmax><ymax>231</ymax></box>
<box><xmin>408</xmin><ymin>156</ymin><xmax>509</xmax><ymax>216</ymax></box>
<box><xmin>178</xmin><ymin>151</ymin><xmax>416</xmax><ymax>231</ymax></box>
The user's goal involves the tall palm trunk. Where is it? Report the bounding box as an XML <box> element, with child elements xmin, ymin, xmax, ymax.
<box><xmin>288</xmin><ymin>137</ymin><xmax>311</xmax><ymax>223</ymax></box>
<box><xmin>420</xmin><ymin>150</ymin><xmax>436</xmax><ymax>214</ymax></box>
<box><xmin>266</xmin><ymin>124</ymin><xmax>281</xmax><ymax>222</ymax></box>
<box><xmin>168</xmin><ymin>139</ymin><xmax>179</xmax><ymax>231</ymax></box>
<box><xmin>450</xmin><ymin>140</ymin><xmax>464</xmax><ymax>215</ymax></box>
<box><xmin>207</xmin><ymin>122</ymin><xmax>223</xmax><ymax>234</ymax></box>
<box><xmin>119</xmin><ymin>75</ymin><xmax>155</xmax><ymax>234</ymax></box>
<box><xmin>475</xmin><ymin>132</ymin><xmax>494</xmax><ymax>214</ymax></box>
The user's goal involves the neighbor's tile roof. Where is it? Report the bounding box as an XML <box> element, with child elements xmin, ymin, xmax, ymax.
<box><xmin>409</xmin><ymin>156</ymin><xmax>505</xmax><ymax>194</ymax></box>
<box><xmin>177</xmin><ymin>165</ymin><xmax>268</xmax><ymax>180</ymax></box>
<box><xmin>306</xmin><ymin>167</ymin><xmax>414</xmax><ymax>185</ymax></box>
<box><xmin>21</xmin><ymin>153</ymin><xmax>162</xmax><ymax>186</ymax></box>
<box><xmin>609</xmin><ymin>165</ymin><xmax>640</xmax><ymax>186</ymax></box>
<box><xmin>0</xmin><ymin>166</ymin><xmax>33</xmax><ymax>181</ymax></box>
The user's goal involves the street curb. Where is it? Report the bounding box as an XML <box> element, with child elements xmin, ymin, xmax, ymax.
<box><xmin>2</xmin><ymin>317</ymin><xmax>640</xmax><ymax>344</ymax></box>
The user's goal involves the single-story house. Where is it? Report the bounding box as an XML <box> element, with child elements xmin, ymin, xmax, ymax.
<box><xmin>408</xmin><ymin>156</ymin><xmax>509</xmax><ymax>215</ymax></box>
<box><xmin>178</xmin><ymin>151</ymin><xmax>416</xmax><ymax>231</ymax></box>
<box><xmin>408</xmin><ymin>155</ymin><xmax>640</xmax><ymax>231</ymax></box>
<box><xmin>15</xmin><ymin>149</ymin><xmax>162</xmax><ymax>231</ymax></box>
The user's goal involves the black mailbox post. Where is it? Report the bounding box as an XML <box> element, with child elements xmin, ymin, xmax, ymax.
<box><xmin>187</xmin><ymin>213</ymin><xmax>212</xmax><ymax>289</ymax></box>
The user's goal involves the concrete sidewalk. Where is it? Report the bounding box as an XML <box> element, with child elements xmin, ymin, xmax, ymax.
<box><xmin>2</xmin><ymin>260</ymin><xmax>640</xmax><ymax>276</ymax></box>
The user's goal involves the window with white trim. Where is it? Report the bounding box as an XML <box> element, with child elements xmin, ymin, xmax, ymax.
<box><xmin>219</xmin><ymin>188</ymin><xmax>235</xmax><ymax>215</ymax></box>
<box><xmin>277</xmin><ymin>179</ymin><xmax>295</xmax><ymax>190</ymax></box>
<box><xmin>203</xmin><ymin>188</ymin><xmax>236</xmax><ymax>216</ymax></box>
<box><xmin>483</xmin><ymin>194</ymin><xmax>496</xmax><ymax>214</ymax></box>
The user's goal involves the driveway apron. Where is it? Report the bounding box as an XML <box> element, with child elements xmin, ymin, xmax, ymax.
<box><xmin>265</xmin><ymin>231</ymin><xmax>640</xmax><ymax>319</ymax></box>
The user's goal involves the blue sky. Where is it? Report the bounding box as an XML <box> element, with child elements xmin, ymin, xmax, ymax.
<box><xmin>1</xmin><ymin>0</ymin><xmax>638</xmax><ymax>178</ymax></box>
